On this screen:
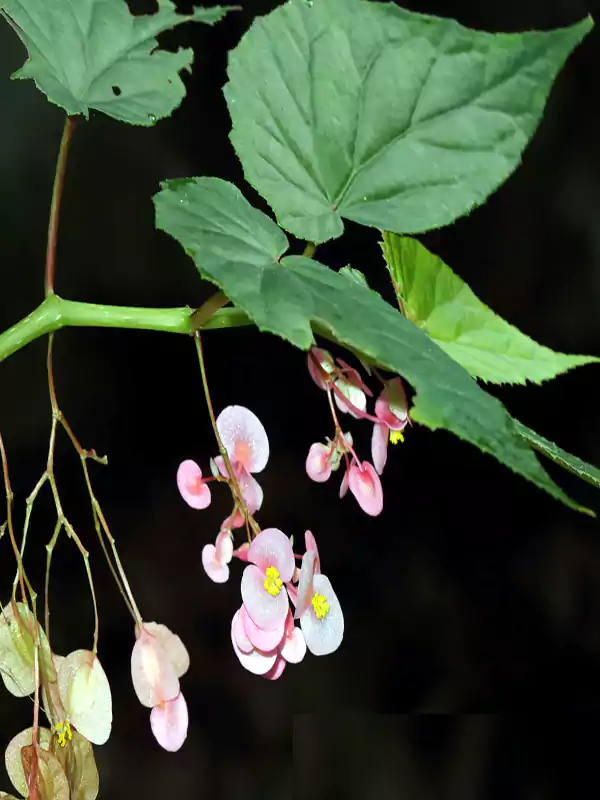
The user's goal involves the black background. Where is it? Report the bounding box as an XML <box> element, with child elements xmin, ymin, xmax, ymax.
<box><xmin>1</xmin><ymin>0</ymin><xmax>600</xmax><ymax>797</ymax></box>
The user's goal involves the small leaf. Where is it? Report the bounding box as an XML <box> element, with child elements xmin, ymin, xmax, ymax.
<box><xmin>51</xmin><ymin>729</ymin><xmax>99</xmax><ymax>800</ymax></box>
<box><xmin>516</xmin><ymin>420</ymin><xmax>600</xmax><ymax>495</ymax></box>
<box><xmin>225</xmin><ymin>0</ymin><xmax>591</xmax><ymax>241</ymax></box>
<box><xmin>0</xmin><ymin>602</ymin><xmax>55</xmax><ymax>697</ymax></box>
<box><xmin>58</xmin><ymin>651</ymin><xmax>112</xmax><ymax>746</ymax></box>
<box><xmin>21</xmin><ymin>745</ymin><xmax>69</xmax><ymax>800</ymax></box>
<box><xmin>0</xmin><ymin>0</ymin><xmax>235</xmax><ymax>125</ymax></box>
<box><xmin>154</xmin><ymin>176</ymin><xmax>586</xmax><ymax>513</ymax></box>
<box><xmin>5</xmin><ymin>727</ymin><xmax>52</xmax><ymax>797</ymax></box>
<box><xmin>382</xmin><ymin>234</ymin><xmax>599</xmax><ymax>384</ymax></box>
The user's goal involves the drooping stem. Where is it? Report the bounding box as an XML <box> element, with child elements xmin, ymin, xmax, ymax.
<box><xmin>45</xmin><ymin>117</ymin><xmax>77</xmax><ymax>297</ymax></box>
<box><xmin>193</xmin><ymin>332</ymin><xmax>259</xmax><ymax>539</ymax></box>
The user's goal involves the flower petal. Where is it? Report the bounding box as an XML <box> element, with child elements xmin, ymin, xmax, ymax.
<box><xmin>230</xmin><ymin>614</ymin><xmax>277</xmax><ymax>675</ymax></box>
<box><xmin>131</xmin><ymin>628</ymin><xmax>179</xmax><ymax>708</ymax></box>
<box><xmin>263</xmin><ymin>654</ymin><xmax>287</xmax><ymax>680</ymax></box>
<box><xmin>216</xmin><ymin>406</ymin><xmax>269</xmax><ymax>473</ymax></box>
<box><xmin>176</xmin><ymin>460</ymin><xmax>211</xmax><ymax>510</ymax></box>
<box><xmin>58</xmin><ymin>650</ymin><xmax>112</xmax><ymax>745</ymax></box>
<box><xmin>307</xmin><ymin>347</ymin><xmax>335</xmax><ymax>390</ymax></box>
<box><xmin>295</xmin><ymin>550</ymin><xmax>316</xmax><ymax>619</ymax></box>
<box><xmin>371</xmin><ymin>422</ymin><xmax>389</xmax><ymax>475</ymax></box>
<box><xmin>281</xmin><ymin>626</ymin><xmax>307</xmax><ymax>664</ymax></box>
<box><xmin>304</xmin><ymin>531</ymin><xmax>321</xmax><ymax>574</ymax></box>
<box><xmin>232</xmin><ymin>608</ymin><xmax>253</xmax><ymax>654</ymax></box>
<box><xmin>150</xmin><ymin>692</ymin><xmax>188</xmax><ymax>752</ymax></box>
<box><xmin>348</xmin><ymin>461</ymin><xmax>383</xmax><ymax>516</ymax></box>
<box><xmin>333</xmin><ymin>379</ymin><xmax>367</xmax><ymax>418</ymax></box>
<box><xmin>300</xmin><ymin>574</ymin><xmax>344</xmax><ymax>656</ymax></box>
<box><xmin>215</xmin><ymin>530</ymin><xmax>234</xmax><ymax>564</ymax></box>
<box><xmin>201</xmin><ymin>544</ymin><xmax>230</xmax><ymax>583</ymax></box>
<box><xmin>241</xmin><ymin>604</ymin><xmax>285</xmax><ymax>651</ymax></box>
<box><xmin>339</xmin><ymin>467</ymin><xmax>350</xmax><ymax>499</ymax></box>
<box><xmin>142</xmin><ymin>622</ymin><xmax>189</xmax><ymax>678</ymax></box>
<box><xmin>241</xmin><ymin>564</ymin><xmax>289</xmax><ymax>631</ymax></box>
<box><xmin>248</xmin><ymin>528</ymin><xmax>295</xmax><ymax>581</ymax></box>
<box><xmin>238</xmin><ymin>468</ymin><xmax>264</xmax><ymax>514</ymax></box>
<box><xmin>306</xmin><ymin>443</ymin><xmax>332</xmax><ymax>483</ymax></box>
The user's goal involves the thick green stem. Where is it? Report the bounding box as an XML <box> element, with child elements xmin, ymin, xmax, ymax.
<box><xmin>0</xmin><ymin>295</ymin><xmax>252</xmax><ymax>363</ymax></box>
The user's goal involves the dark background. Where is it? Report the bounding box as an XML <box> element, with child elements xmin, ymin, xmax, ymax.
<box><xmin>1</xmin><ymin>0</ymin><xmax>600</xmax><ymax>797</ymax></box>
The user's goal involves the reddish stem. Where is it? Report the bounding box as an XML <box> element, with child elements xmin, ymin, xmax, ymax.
<box><xmin>45</xmin><ymin>116</ymin><xmax>77</xmax><ymax>296</ymax></box>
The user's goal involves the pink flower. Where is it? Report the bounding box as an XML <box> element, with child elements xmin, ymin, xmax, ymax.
<box><xmin>241</xmin><ymin>528</ymin><xmax>294</xmax><ymax>630</ymax></box>
<box><xmin>307</xmin><ymin>348</ymin><xmax>336</xmax><ymax>389</ymax></box>
<box><xmin>131</xmin><ymin>622</ymin><xmax>190</xmax><ymax>752</ymax></box>
<box><xmin>333</xmin><ymin>359</ymin><xmax>372</xmax><ymax>418</ymax></box>
<box><xmin>214</xmin><ymin>406</ymin><xmax>269</xmax><ymax>516</ymax></box>
<box><xmin>293</xmin><ymin>536</ymin><xmax>344</xmax><ymax>656</ymax></box>
<box><xmin>150</xmin><ymin>691</ymin><xmax>188</xmax><ymax>752</ymax></box>
<box><xmin>177</xmin><ymin>459</ymin><xmax>211</xmax><ymax>509</ymax></box>
<box><xmin>231</xmin><ymin>606</ymin><xmax>306</xmax><ymax>679</ymax></box>
<box><xmin>216</xmin><ymin>405</ymin><xmax>269</xmax><ymax>473</ymax></box>
<box><xmin>306</xmin><ymin>442</ymin><xmax>332</xmax><ymax>482</ymax></box>
<box><xmin>346</xmin><ymin>460</ymin><xmax>383</xmax><ymax>516</ymax></box>
<box><xmin>371</xmin><ymin>378</ymin><xmax>409</xmax><ymax>474</ymax></box>
<box><xmin>201</xmin><ymin>529</ymin><xmax>233</xmax><ymax>583</ymax></box>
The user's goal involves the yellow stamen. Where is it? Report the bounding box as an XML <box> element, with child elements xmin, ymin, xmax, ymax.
<box><xmin>264</xmin><ymin>566</ymin><xmax>283</xmax><ymax>596</ymax></box>
<box><xmin>55</xmin><ymin>720</ymin><xmax>72</xmax><ymax>748</ymax></box>
<box><xmin>389</xmin><ymin>429</ymin><xmax>404</xmax><ymax>445</ymax></box>
<box><xmin>311</xmin><ymin>592</ymin><xmax>330</xmax><ymax>620</ymax></box>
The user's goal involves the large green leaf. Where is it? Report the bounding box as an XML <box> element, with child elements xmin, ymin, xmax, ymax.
<box><xmin>224</xmin><ymin>0</ymin><xmax>591</xmax><ymax>242</ymax></box>
<box><xmin>154</xmin><ymin>176</ymin><xmax>591</xmax><ymax>514</ymax></box>
<box><xmin>0</xmin><ymin>0</ymin><xmax>233</xmax><ymax>125</ymax></box>
<box><xmin>382</xmin><ymin>234</ymin><xmax>599</xmax><ymax>384</ymax></box>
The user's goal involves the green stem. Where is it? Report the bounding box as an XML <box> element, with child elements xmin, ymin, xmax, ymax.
<box><xmin>0</xmin><ymin>295</ymin><xmax>252</xmax><ymax>363</ymax></box>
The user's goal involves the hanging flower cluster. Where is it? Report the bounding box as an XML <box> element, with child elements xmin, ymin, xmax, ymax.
<box><xmin>306</xmin><ymin>348</ymin><xmax>409</xmax><ymax>516</ymax></box>
<box><xmin>177</xmin><ymin>405</ymin><xmax>344</xmax><ymax>683</ymax></box>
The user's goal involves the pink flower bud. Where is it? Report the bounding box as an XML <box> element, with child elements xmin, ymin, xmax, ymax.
<box><xmin>348</xmin><ymin>460</ymin><xmax>383</xmax><ymax>516</ymax></box>
<box><xmin>306</xmin><ymin>443</ymin><xmax>332</xmax><ymax>482</ymax></box>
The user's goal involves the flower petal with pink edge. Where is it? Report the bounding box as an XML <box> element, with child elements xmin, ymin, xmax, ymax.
<box><xmin>176</xmin><ymin>460</ymin><xmax>211</xmax><ymax>510</ymax></box>
<box><xmin>300</xmin><ymin>574</ymin><xmax>344</xmax><ymax>656</ymax></box>
<box><xmin>339</xmin><ymin>467</ymin><xmax>350</xmax><ymax>498</ymax></box>
<box><xmin>248</xmin><ymin>528</ymin><xmax>295</xmax><ymax>581</ymax></box>
<box><xmin>215</xmin><ymin>530</ymin><xmax>233</xmax><ymax>564</ymax></box>
<box><xmin>238</xmin><ymin>468</ymin><xmax>264</xmax><ymax>514</ymax></box>
<box><xmin>333</xmin><ymin>379</ymin><xmax>367</xmax><ymax>418</ymax></box>
<box><xmin>281</xmin><ymin>627</ymin><xmax>307</xmax><ymax>664</ymax></box>
<box><xmin>348</xmin><ymin>461</ymin><xmax>383</xmax><ymax>516</ymax></box>
<box><xmin>263</xmin><ymin>655</ymin><xmax>286</xmax><ymax>680</ymax></box>
<box><xmin>230</xmin><ymin>614</ymin><xmax>277</xmax><ymax>675</ymax></box>
<box><xmin>304</xmin><ymin>531</ymin><xmax>321</xmax><ymax>573</ymax></box>
<box><xmin>233</xmin><ymin>542</ymin><xmax>250</xmax><ymax>561</ymax></box>
<box><xmin>232</xmin><ymin>608</ymin><xmax>253</xmax><ymax>654</ymax></box>
<box><xmin>201</xmin><ymin>544</ymin><xmax>230</xmax><ymax>583</ymax></box>
<box><xmin>222</xmin><ymin>508</ymin><xmax>245</xmax><ymax>530</ymax></box>
<box><xmin>241</xmin><ymin>604</ymin><xmax>285</xmax><ymax>651</ymax></box>
<box><xmin>241</xmin><ymin>564</ymin><xmax>290</xmax><ymax>630</ymax></box>
<box><xmin>131</xmin><ymin>627</ymin><xmax>179</xmax><ymax>708</ymax></box>
<box><xmin>295</xmin><ymin>550</ymin><xmax>317</xmax><ymax>619</ymax></box>
<box><xmin>306</xmin><ymin>443</ymin><xmax>332</xmax><ymax>483</ymax></box>
<box><xmin>371</xmin><ymin>422</ymin><xmax>389</xmax><ymax>475</ymax></box>
<box><xmin>150</xmin><ymin>692</ymin><xmax>188</xmax><ymax>752</ymax></box>
<box><xmin>141</xmin><ymin>622</ymin><xmax>189</xmax><ymax>678</ymax></box>
<box><xmin>216</xmin><ymin>406</ymin><xmax>269</xmax><ymax>473</ymax></box>
<box><xmin>307</xmin><ymin>347</ymin><xmax>335</xmax><ymax>390</ymax></box>
<box><xmin>375</xmin><ymin>378</ymin><xmax>408</xmax><ymax>429</ymax></box>
<box><xmin>336</xmin><ymin>359</ymin><xmax>372</xmax><ymax>396</ymax></box>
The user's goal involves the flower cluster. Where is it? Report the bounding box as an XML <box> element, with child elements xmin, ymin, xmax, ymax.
<box><xmin>177</xmin><ymin>406</ymin><xmax>344</xmax><ymax>683</ymax></box>
<box><xmin>306</xmin><ymin>347</ymin><xmax>409</xmax><ymax>516</ymax></box>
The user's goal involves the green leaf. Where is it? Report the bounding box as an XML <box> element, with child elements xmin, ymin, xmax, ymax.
<box><xmin>382</xmin><ymin>233</ymin><xmax>599</xmax><ymax>384</ymax></box>
<box><xmin>0</xmin><ymin>602</ymin><xmax>55</xmax><ymax>698</ymax></box>
<box><xmin>516</xmin><ymin>420</ymin><xmax>600</xmax><ymax>492</ymax></box>
<box><xmin>224</xmin><ymin>0</ymin><xmax>592</xmax><ymax>242</ymax></box>
<box><xmin>1</xmin><ymin>0</ymin><xmax>234</xmax><ymax>125</ymax></box>
<box><xmin>154</xmin><ymin>176</ymin><xmax>590</xmax><ymax>513</ymax></box>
